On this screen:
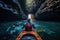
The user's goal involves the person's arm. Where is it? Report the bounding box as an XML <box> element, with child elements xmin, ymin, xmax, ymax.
<box><xmin>22</xmin><ymin>24</ymin><xmax>25</xmax><ymax>29</ymax></box>
<box><xmin>32</xmin><ymin>24</ymin><xmax>36</xmax><ymax>29</ymax></box>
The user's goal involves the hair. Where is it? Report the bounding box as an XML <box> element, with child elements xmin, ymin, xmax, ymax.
<box><xmin>27</xmin><ymin>19</ymin><xmax>30</xmax><ymax>23</ymax></box>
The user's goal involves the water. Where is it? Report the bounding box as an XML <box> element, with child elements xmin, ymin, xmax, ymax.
<box><xmin>0</xmin><ymin>20</ymin><xmax>60</xmax><ymax>40</ymax></box>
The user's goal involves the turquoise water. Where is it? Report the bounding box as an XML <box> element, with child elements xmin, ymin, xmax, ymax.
<box><xmin>1</xmin><ymin>20</ymin><xmax>60</xmax><ymax>34</ymax></box>
<box><xmin>0</xmin><ymin>20</ymin><xmax>60</xmax><ymax>40</ymax></box>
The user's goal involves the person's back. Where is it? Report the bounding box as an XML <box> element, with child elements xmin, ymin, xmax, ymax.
<box><xmin>25</xmin><ymin>23</ymin><xmax>32</xmax><ymax>31</ymax></box>
<box><xmin>22</xmin><ymin>19</ymin><xmax>35</xmax><ymax>31</ymax></box>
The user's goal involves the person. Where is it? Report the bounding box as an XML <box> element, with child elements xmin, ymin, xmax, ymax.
<box><xmin>22</xmin><ymin>19</ymin><xmax>35</xmax><ymax>31</ymax></box>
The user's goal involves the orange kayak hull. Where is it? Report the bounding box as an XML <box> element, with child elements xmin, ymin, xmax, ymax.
<box><xmin>16</xmin><ymin>30</ymin><xmax>42</xmax><ymax>40</ymax></box>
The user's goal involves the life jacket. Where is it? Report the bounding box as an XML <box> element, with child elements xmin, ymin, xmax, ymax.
<box><xmin>26</xmin><ymin>23</ymin><xmax>32</xmax><ymax>31</ymax></box>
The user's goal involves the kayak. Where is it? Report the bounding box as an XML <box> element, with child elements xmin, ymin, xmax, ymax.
<box><xmin>16</xmin><ymin>29</ymin><xmax>42</xmax><ymax>40</ymax></box>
